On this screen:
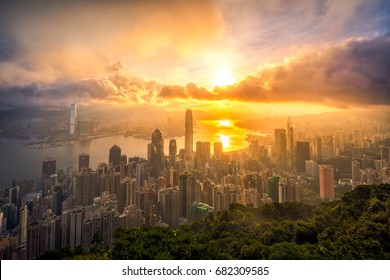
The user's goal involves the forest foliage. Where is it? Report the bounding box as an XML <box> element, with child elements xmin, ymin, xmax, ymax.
<box><xmin>38</xmin><ymin>184</ymin><xmax>390</xmax><ymax>260</ymax></box>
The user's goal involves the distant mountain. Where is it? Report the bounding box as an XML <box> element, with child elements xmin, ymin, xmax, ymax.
<box><xmin>0</xmin><ymin>108</ymin><xmax>67</xmax><ymax>119</ymax></box>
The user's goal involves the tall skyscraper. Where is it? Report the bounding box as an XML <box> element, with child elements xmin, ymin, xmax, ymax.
<box><xmin>42</xmin><ymin>158</ymin><xmax>56</xmax><ymax>181</ymax></box>
<box><xmin>185</xmin><ymin>109</ymin><xmax>193</xmax><ymax>156</ymax></box>
<box><xmin>313</xmin><ymin>136</ymin><xmax>323</xmax><ymax>161</ymax></box>
<box><xmin>274</xmin><ymin>129</ymin><xmax>287</xmax><ymax>168</ymax></box>
<box><xmin>70</xmin><ymin>103</ymin><xmax>77</xmax><ymax>136</ymax></box>
<box><xmin>287</xmin><ymin>117</ymin><xmax>294</xmax><ymax>167</ymax></box>
<box><xmin>109</xmin><ymin>145</ymin><xmax>121</xmax><ymax>169</ymax></box>
<box><xmin>296</xmin><ymin>141</ymin><xmax>310</xmax><ymax>172</ymax></box>
<box><xmin>319</xmin><ymin>165</ymin><xmax>334</xmax><ymax>201</ymax></box>
<box><xmin>150</xmin><ymin>129</ymin><xmax>164</xmax><ymax>178</ymax></box>
<box><xmin>74</xmin><ymin>168</ymin><xmax>98</xmax><ymax>206</ymax></box>
<box><xmin>169</xmin><ymin>139</ymin><xmax>177</xmax><ymax>168</ymax></box>
<box><xmin>78</xmin><ymin>153</ymin><xmax>89</xmax><ymax>171</ymax></box>
<box><xmin>214</xmin><ymin>142</ymin><xmax>223</xmax><ymax>160</ymax></box>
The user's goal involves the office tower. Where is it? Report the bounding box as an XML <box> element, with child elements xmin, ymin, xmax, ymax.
<box><xmin>150</xmin><ymin>129</ymin><xmax>164</xmax><ymax>178</ymax></box>
<box><xmin>185</xmin><ymin>109</ymin><xmax>193</xmax><ymax>156</ymax></box>
<box><xmin>322</xmin><ymin>136</ymin><xmax>334</xmax><ymax>160</ymax></box>
<box><xmin>179</xmin><ymin>172</ymin><xmax>189</xmax><ymax>218</ymax></box>
<box><xmin>109</xmin><ymin>145</ymin><xmax>121</xmax><ymax>169</ymax></box>
<box><xmin>268</xmin><ymin>175</ymin><xmax>281</xmax><ymax>202</ymax></box>
<box><xmin>196</xmin><ymin>141</ymin><xmax>211</xmax><ymax>161</ymax></box>
<box><xmin>296</xmin><ymin>141</ymin><xmax>310</xmax><ymax>172</ymax></box>
<box><xmin>352</xmin><ymin>160</ymin><xmax>361</xmax><ymax>190</ymax></box>
<box><xmin>74</xmin><ymin>169</ymin><xmax>98</xmax><ymax>206</ymax></box>
<box><xmin>381</xmin><ymin>146</ymin><xmax>390</xmax><ymax>167</ymax></box>
<box><xmin>159</xmin><ymin>187</ymin><xmax>181</xmax><ymax>228</ymax></box>
<box><xmin>214</xmin><ymin>142</ymin><xmax>223</xmax><ymax>160</ymax></box>
<box><xmin>274</xmin><ymin>129</ymin><xmax>287</xmax><ymax>168</ymax></box>
<box><xmin>319</xmin><ymin>165</ymin><xmax>334</xmax><ymax>201</ymax></box>
<box><xmin>313</xmin><ymin>136</ymin><xmax>323</xmax><ymax>161</ymax></box>
<box><xmin>78</xmin><ymin>153</ymin><xmax>89</xmax><ymax>171</ymax></box>
<box><xmin>70</xmin><ymin>103</ymin><xmax>77</xmax><ymax>136</ymax></box>
<box><xmin>169</xmin><ymin>139</ymin><xmax>177</xmax><ymax>168</ymax></box>
<box><xmin>42</xmin><ymin>158</ymin><xmax>56</xmax><ymax>181</ymax></box>
<box><xmin>305</xmin><ymin>160</ymin><xmax>319</xmax><ymax>178</ymax></box>
<box><xmin>287</xmin><ymin>117</ymin><xmax>294</xmax><ymax>167</ymax></box>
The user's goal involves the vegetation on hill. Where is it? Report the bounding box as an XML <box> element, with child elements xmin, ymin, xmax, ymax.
<box><xmin>37</xmin><ymin>184</ymin><xmax>390</xmax><ymax>260</ymax></box>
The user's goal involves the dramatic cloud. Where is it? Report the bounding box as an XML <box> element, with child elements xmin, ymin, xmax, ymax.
<box><xmin>0</xmin><ymin>0</ymin><xmax>389</xmax><ymax>111</ymax></box>
<box><xmin>214</xmin><ymin>35</ymin><xmax>390</xmax><ymax>106</ymax></box>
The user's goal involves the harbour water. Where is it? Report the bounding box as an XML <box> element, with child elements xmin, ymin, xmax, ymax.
<box><xmin>0</xmin><ymin>119</ymin><xmax>251</xmax><ymax>187</ymax></box>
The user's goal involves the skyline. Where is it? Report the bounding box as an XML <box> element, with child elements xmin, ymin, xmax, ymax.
<box><xmin>0</xmin><ymin>0</ymin><xmax>389</xmax><ymax>117</ymax></box>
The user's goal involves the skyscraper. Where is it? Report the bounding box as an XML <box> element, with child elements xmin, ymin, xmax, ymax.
<box><xmin>214</xmin><ymin>142</ymin><xmax>223</xmax><ymax>160</ymax></box>
<box><xmin>70</xmin><ymin>103</ymin><xmax>77</xmax><ymax>136</ymax></box>
<box><xmin>287</xmin><ymin>117</ymin><xmax>294</xmax><ymax>167</ymax></box>
<box><xmin>296</xmin><ymin>141</ymin><xmax>310</xmax><ymax>172</ymax></box>
<box><xmin>169</xmin><ymin>139</ymin><xmax>177</xmax><ymax>168</ymax></box>
<box><xmin>150</xmin><ymin>129</ymin><xmax>164</xmax><ymax>178</ymax></box>
<box><xmin>185</xmin><ymin>109</ymin><xmax>193</xmax><ymax>156</ymax></box>
<box><xmin>78</xmin><ymin>153</ymin><xmax>89</xmax><ymax>171</ymax></box>
<box><xmin>42</xmin><ymin>158</ymin><xmax>56</xmax><ymax>181</ymax></box>
<box><xmin>109</xmin><ymin>145</ymin><xmax>121</xmax><ymax>169</ymax></box>
<box><xmin>319</xmin><ymin>165</ymin><xmax>334</xmax><ymax>201</ymax></box>
<box><xmin>313</xmin><ymin>136</ymin><xmax>323</xmax><ymax>161</ymax></box>
<box><xmin>274</xmin><ymin>129</ymin><xmax>287</xmax><ymax>168</ymax></box>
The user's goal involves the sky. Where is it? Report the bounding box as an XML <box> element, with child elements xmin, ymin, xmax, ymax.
<box><xmin>0</xmin><ymin>0</ymin><xmax>389</xmax><ymax>117</ymax></box>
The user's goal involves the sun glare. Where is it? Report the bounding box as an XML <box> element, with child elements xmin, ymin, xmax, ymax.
<box><xmin>218</xmin><ymin>134</ymin><xmax>230</xmax><ymax>149</ymax></box>
<box><xmin>219</xmin><ymin>119</ymin><xmax>232</xmax><ymax>127</ymax></box>
<box><xmin>212</xmin><ymin>67</ymin><xmax>237</xmax><ymax>87</ymax></box>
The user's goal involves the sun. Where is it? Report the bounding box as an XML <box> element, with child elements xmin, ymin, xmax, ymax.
<box><xmin>218</xmin><ymin>134</ymin><xmax>230</xmax><ymax>149</ymax></box>
<box><xmin>212</xmin><ymin>67</ymin><xmax>237</xmax><ymax>87</ymax></box>
<box><xmin>219</xmin><ymin>119</ymin><xmax>232</xmax><ymax>127</ymax></box>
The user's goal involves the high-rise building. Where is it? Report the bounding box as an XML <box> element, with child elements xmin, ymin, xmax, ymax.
<box><xmin>70</xmin><ymin>103</ymin><xmax>77</xmax><ymax>136</ymax></box>
<box><xmin>322</xmin><ymin>136</ymin><xmax>334</xmax><ymax>160</ymax></box>
<box><xmin>296</xmin><ymin>141</ymin><xmax>310</xmax><ymax>172</ymax></box>
<box><xmin>61</xmin><ymin>207</ymin><xmax>85</xmax><ymax>249</ymax></box>
<box><xmin>274</xmin><ymin>129</ymin><xmax>287</xmax><ymax>168</ymax></box>
<box><xmin>214</xmin><ymin>142</ymin><xmax>223</xmax><ymax>160</ymax></box>
<box><xmin>352</xmin><ymin>160</ymin><xmax>361</xmax><ymax>190</ymax></box>
<box><xmin>169</xmin><ymin>139</ymin><xmax>177</xmax><ymax>168</ymax></box>
<box><xmin>109</xmin><ymin>145</ymin><xmax>121</xmax><ymax>169</ymax></box>
<box><xmin>287</xmin><ymin>117</ymin><xmax>294</xmax><ymax>167</ymax></box>
<box><xmin>42</xmin><ymin>158</ymin><xmax>56</xmax><ymax>181</ymax></box>
<box><xmin>185</xmin><ymin>109</ymin><xmax>193</xmax><ymax>156</ymax></box>
<box><xmin>381</xmin><ymin>146</ymin><xmax>390</xmax><ymax>167</ymax></box>
<box><xmin>319</xmin><ymin>165</ymin><xmax>334</xmax><ymax>201</ymax></box>
<box><xmin>196</xmin><ymin>141</ymin><xmax>211</xmax><ymax>162</ymax></box>
<box><xmin>305</xmin><ymin>160</ymin><xmax>318</xmax><ymax>178</ymax></box>
<box><xmin>74</xmin><ymin>169</ymin><xmax>98</xmax><ymax>206</ymax></box>
<box><xmin>313</xmin><ymin>136</ymin><xmax>323</xmax><ymax>161</ymax></box>
<box><xmin>150</xmin><ymin>129</ymin><xmax>164</xmax><ymax>178</ymax></box>
<box><xmin>159</xmin><ymin>187</ymin><xmax>181</xmax><ymax>228</ymax></box>
<box><xmin>78</xmin><ymin>153</ymin><xmax>89</xmax><ymax>171</ymax></box>
<box><xmin>268</xmin><ymin>175</ymin><xmax>281</xmax><ymax>202</ymax></box>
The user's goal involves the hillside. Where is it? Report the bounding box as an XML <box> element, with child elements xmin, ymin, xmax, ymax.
<box><xmin>38</xmin><ymin>184</ymin><xmax>390</xmax><ymax>260</ymax></box>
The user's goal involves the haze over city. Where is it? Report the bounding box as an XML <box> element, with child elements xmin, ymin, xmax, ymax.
<box><xmin>0</xmin><ymin>0</ymin><xmax>390</xmax><ymax>261</ymax></box>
